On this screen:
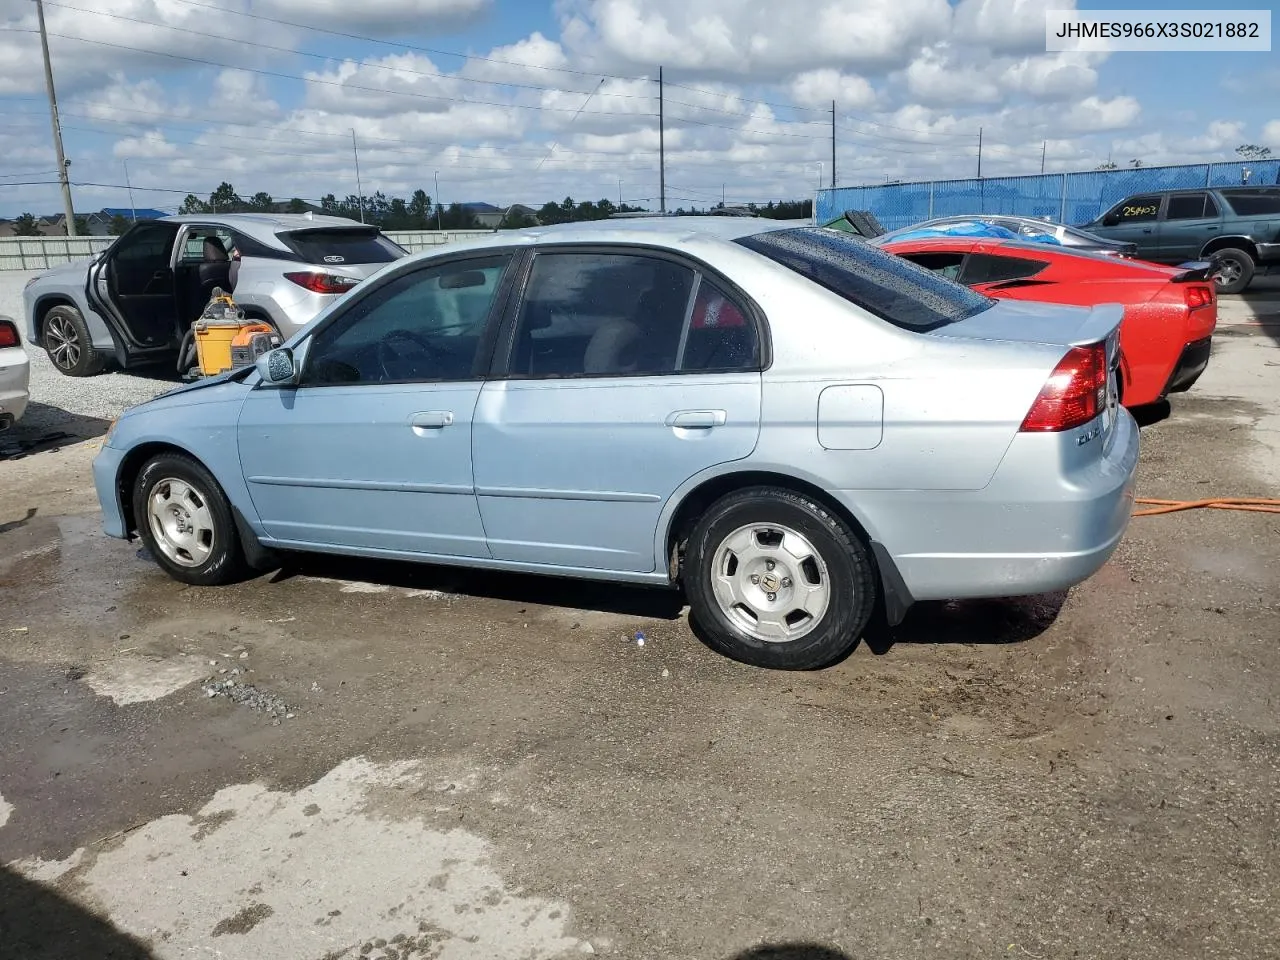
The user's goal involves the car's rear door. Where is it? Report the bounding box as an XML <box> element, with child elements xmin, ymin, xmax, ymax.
<box><xmin>236</xmin><ymin>251</ymin><xmax>516</xmax><ymax>557</ymax></box>
<box><xmin>471</xmin><ymin>246</ymin><xmax>764</xmax><ymax>574</ymax></box>
<box><xmin>1157</xmin><ymin>192</ymin><xmax>1221</xmax><ymax>262</ymax></box>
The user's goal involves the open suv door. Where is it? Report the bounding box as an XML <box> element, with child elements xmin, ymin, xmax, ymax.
<box><xmin>85</xmin><ymin>220</ymin><xmax>183</xmax><ymax>366</ymax></box>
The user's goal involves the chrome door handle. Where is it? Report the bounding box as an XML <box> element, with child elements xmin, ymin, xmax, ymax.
<box><xmin>666</xmin><ymin>409</ymin><xmax>726</xmax><ymax>428</ymax></box>
<box><xmin>410</xmin><ymin>411</ymin><xmax>453</xmax><ymax>429</ymax></box>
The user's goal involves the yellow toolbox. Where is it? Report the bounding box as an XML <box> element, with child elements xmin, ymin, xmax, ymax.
<box><xmin>194</xmin><ymin>320</ymin><xmax>276</xmax><ymax>376</ymax></box>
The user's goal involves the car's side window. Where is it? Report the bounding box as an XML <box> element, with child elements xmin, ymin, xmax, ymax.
<box><xmin>112</xmin><ymin>224</ymin><xmax>175</xmax><ymax>266</ymax></box>
<box><xmin>1166</xmin><ymin>193</ymin><xmax>1210</xmax><ymax>221</ymax></box>
<box><xmin>1203</xmin><ymin>194</ymin><xmax>1220</xmax><ymax>218</ymax></box>
<box><xmin>301</xmin><ymin>254</ymin><xmax>511</xmax><ymax>387</ymax></box>
<box><xmin>509</xmin><ymin>252</ymin><xmax>696</xmax><ymax>378</ymax></box>
<box><xmin>1111</xmin><ymin>194</ymin><xmax>1162</xmax><ymax>223</ymax></box>
<box><xmin>680</xmin><ymin>276</ymin><xmax>759</xmax><ymax>372</ymax></box>
<box><xmin>959</xmin><ymin>254</ymin><xmax>1048</xmax><ymax>286</ymax></box>
<box><xmin>896</xmin><ymin>252</ymin><xmax>965</xmax><ymax>281</ymax></box>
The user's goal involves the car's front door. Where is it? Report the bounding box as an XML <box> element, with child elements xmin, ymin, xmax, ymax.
<box><xmin>472</xmin><ymin>248</ymin><xmax>764</xmax><ymax>573</ymax></box>
<box><xmin>1157</xmin><ymin>191</ymin><xmax>1221</xmax><ymax>263</ymax></box>
<box><xmin>86</xmin><ymin>220</ymin><xmax>182</xmax><ymax>351</ymax></box>
<box><xmin>236</xmin><ymin>252</ymin><xmax>515</xmax><ymax>556</ymax></box>
<box><xmin>1093</xmin><ymin>194</ymin><xmax>1164</xmax><ymax>259</ymax></box>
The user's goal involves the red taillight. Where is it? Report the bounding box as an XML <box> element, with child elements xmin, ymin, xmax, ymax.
<box><xmin>0</xmin><ymin>320</ymin><xmax>19</xmax><ymax>349</ymax></box>
<box><xmin>1184</xmin><ymin>285</ymin><xmax>1212</xmax><ymax>309</ymax></box>
<box><xmin>284</xmin><ymin>272</ymin><xmax>360</xmax><ymax>295</ymax></box>
<box><xmin>1020</xmin><ymin>342</ymin><xmax>1109</xmax><ymax>433</ymax></box>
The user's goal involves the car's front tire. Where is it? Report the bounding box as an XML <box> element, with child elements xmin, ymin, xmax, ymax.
<box><xmin>42</xmin><ymin>305</ymin><xmax>106</xmax><ymax>377</ymax></box>
<box><xmin>1209</xmin><ymin>247</ymin><xmax>1255</xmax><ymax>295</ymax></box>
<box><xmin>683</xmin><ymin>487</ymin><xmax>878</xmax><ymax>670</ymax></box>
<box><xmin>131</xmin><ymin>452</ymin><xmax>248</xmax><ymax>586</ymax></box>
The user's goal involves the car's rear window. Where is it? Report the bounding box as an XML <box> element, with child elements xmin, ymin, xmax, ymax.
<box><xmin>277</xmin><ymin>228</ymin><xmax>405</xmax><ymax>264</ymax></box>
<box><xmin>1218</xmin><ymin>189</ymin><xmax>1280</xmax><ymax>216</ymax></box>
<box><xmin>736</xmin><ymin>227</ymin><xmax>993</xmax><ymax>331</ymax></box>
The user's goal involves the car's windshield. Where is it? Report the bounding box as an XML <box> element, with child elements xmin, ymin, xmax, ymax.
<box><xmin>277</xmin><ymin>228</ymin><xmax>406</xmax><ymax>264</ymax></box>
<box><xmin>738</xmin><ymin>227</ymin><xmax>993</xmax><ymax>331</ymax></box>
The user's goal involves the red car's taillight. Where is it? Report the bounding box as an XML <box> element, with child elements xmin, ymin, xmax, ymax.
<box><xmin>284</xmin><ymin>272</ymin><xmax>360</xmax><ymax>295</ymax></box>
<box><xmin>1020</xmin><ymin>342</ymin><xmax>1109</xmax><ymax>432</ymax></box>
<box><xmin>1184</xmin><ymin>285</ymin><xmax>1213</xmax><ymax>309</ymax></box>
<box><xmin>0</xmin><ymin>319</ymin><xmax>19</xmax><ymax>349</ymax></box>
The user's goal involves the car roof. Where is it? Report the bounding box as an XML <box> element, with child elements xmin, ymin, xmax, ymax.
<box><xmin>396</xmin><ymin>215</ymin><xmax>809</xmax><ymax>258</ymax></box>
<box><xmin>159</xmin><ymin>212</ymin><xmax>382</xmax><ymax>248</ymax></box>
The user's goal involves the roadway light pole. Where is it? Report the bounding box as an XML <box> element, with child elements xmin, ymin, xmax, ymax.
<box><xmin>434</xmin><ymin>171</ymin><xmax>443</xmax><ymax>230</ymax></box>
<box><xmin>36</xmin><ymin>0</ymin><xmax>76</xmax><ymax>235</ymax></box>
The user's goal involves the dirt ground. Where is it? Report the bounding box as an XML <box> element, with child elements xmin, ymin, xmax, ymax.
<box><xmin>1</xmin><ymin>314</ymin><xmax>1278</xmax><ymax>960</ymax></box>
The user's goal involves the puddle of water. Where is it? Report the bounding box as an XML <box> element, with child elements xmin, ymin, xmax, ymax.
<box><xmin>10</xmin><ymin>757</ymin><xmax>586</xmax><ymax>960</ymax></box>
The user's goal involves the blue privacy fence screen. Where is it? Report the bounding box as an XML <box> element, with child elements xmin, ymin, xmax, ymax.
<box><xmin>815</xmin><ymin>160</ymin><xmax>1280</xmax><ymax>231</ymax></box>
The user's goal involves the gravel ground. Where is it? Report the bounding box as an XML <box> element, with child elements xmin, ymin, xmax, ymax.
<box><xmin>0</xmin><ymin>271</ymin><xmax>177</xmax><ymax>438</ymax></box>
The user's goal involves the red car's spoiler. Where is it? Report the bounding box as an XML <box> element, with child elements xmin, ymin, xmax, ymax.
<box><xmin>1170</xmin><ymin>261</ymin><xmax>1216</xmax><ymax>283</ymax></box>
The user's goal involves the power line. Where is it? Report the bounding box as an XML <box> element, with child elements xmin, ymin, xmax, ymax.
<box><xmin>34</xmin><ymin>1</ymin><xmax>657</xmax><ymax>105</ymax></box>
<box><xmin>0</xmin><ymin>27</ymin><xmax>658</xmax><ymax>118</ymax></box>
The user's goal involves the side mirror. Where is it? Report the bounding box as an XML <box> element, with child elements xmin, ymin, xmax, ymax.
<box><xmin>255</xmin><ymin>346</ymin><xmax>298</xmax><ymax>387</ymax></box>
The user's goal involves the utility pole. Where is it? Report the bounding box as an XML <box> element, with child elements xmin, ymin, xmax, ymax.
<box><xmin>721</xmin><ymin>184</ymin><xmax>725</xmax><ymax>207</ymax></box>
<box><xmin>618</xmin><ymin>178</ymin><xmax>622</xmax><ymax>207</ymax></box>
<box><xmin>977</xmin><ymin>127</ymin><xmax>983</xmax><ymax>179</ymax></box>
<box><xmin>123</xmin><ymin>160</ymin><xmax>136</xmax><ymax>222</ymax></box>
<box><xmin>36</xmin><ymin>0</ymin><xmax>76</xmax><ymax>236</ymax></box>
<box><xmin>1040</xmin><ymin>140</ymin><xmax>1047</xmax><ymax>175</ymax></box>
<box><xmin>831</xmin><ymin>100</ymin><xmax>837</xmax><ymax>189</ymax></box>
<box><xmin>658</xmin><ymin>66</ymin><xmax>666</xmax><ymax>215</ymax></box>
<box><xmin>351</xmin><ymin>129</ymin><xmax>365</xmax><ymax>223</ymax></box>
<box><xmin>434</xmin><ymin>171</ymin><xmax>443</xmax><ymax>230</ymax></box>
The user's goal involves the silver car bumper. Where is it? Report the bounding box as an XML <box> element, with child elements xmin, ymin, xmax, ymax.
<box><xmin>841</xmin><ymin>407</ymin><xmax>1140</xmax><ymax>602</ymax></box>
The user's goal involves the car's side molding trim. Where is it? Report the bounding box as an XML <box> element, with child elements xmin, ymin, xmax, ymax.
<box><xmin>259</xmin><ymin>536</ymin><xmax>676</xmax><ymax>587</ymax></box>
<box><xmin>247</xmin><ymin>475</ymin><xmax>473</xmax><ymax>495</ymax></box>
<box><xmin>474</xmin><ymin>486</ymin><xmax>662</xmax><ymax>503</ymax></box>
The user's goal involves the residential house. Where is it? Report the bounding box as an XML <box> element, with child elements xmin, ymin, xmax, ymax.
<box><xmin>84</xmin><ymin>207</ymin><xmax>169</xmax><ymax>235</ymax></box>
<box><xmin>460</xmin><ymin>201</ymin><xmax>537</xmax><ymax>228</ymax></box>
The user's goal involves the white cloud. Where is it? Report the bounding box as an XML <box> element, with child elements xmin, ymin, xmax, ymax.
<box><xmin>790</xmin><ymin>70</ymin><xmax>876</xmax><ymax>110</ymax></box>
<box><xmin>953</xmin><ymin>0</ymin><xmax>1078</xmax><ymax>54</ymax></box>
<box><xmin>252</xmin><ymin>0</ymin><xmax>490</xmax><ymax>32</ymax></box>
<box><xmin>560</xmin><ymin>0</ymin><xmax>951</xmax><ymax>78</ymax></box>
<box><xmin>1062</xmin><ymin>95</ymin><xmax>1141</xmax><ymax>132</ymax></box>
<box><xmin>1261</xmin><ymin>120</ymin><xmax>1280</xmax><ymax>147</ymax></box>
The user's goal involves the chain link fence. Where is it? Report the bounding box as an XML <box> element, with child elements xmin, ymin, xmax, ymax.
<box><xmin>816</xmin><ymin>160</ymin><xmax>1280</xmax><ymax>231</ymax></box>
<box><xmin>0</xmin><ymin>230</ymin><xmax>495</xmax><ymax>272</ymax></box>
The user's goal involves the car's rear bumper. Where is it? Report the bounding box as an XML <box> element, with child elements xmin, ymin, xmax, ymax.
<box><xmin>92</xmin><ymin>442</ymin><xmax>130</xmax><ymax>539</ymax></box>
<box><xmin>0</xmin><ymin>345</ymin><xmax>31</xmax><ymax>427</ymax></box>
<box><xmin>1163</xmin><ymin>336</ymin><xmax>1213</xmax><ymax>395</ymax></box>
<box><xmin>840</xmin><ymin>408</ymin><xmax>1140</xmax><ymax>603</ymax></box>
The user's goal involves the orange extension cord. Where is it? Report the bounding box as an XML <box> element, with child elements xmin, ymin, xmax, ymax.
<box><xmin>1133</xmin><ymin>497</ymin><xmax>1280</xmax><ymax>516</ymax></box>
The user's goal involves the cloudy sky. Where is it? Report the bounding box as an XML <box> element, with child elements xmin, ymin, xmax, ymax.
<box><xmin>1</xmin><ymin>0</ymin><xmax>1278</xmax><ymax>217</ymax></box>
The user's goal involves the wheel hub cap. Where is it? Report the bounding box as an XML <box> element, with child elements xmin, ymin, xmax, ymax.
<box><xmin>711</xmin><ymin>523</ymin><xmax>832</xmax><ymax>644</ymax></box>
<box><xmin>147</xmin><ymin>478</ymin><xmax>215</xmax><ymax>568</ymax></box>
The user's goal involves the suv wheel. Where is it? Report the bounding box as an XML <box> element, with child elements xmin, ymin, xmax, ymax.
<box><xmin>43</xmin><ymin>305</ymin><xmax>106</xmax><ymax>377</ymax></box>
<box><xmin>1210</xmin><ymin>247</ymin><xmax>1255</xmax><ymax>295</ymax></box>
<box><xmin>683</xmin><ymin>486</ymin><xmax>878</xmax><ymax>670</ymax></box>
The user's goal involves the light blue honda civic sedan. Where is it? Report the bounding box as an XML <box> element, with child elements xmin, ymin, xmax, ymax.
<box><xmin>93</xmin><ymin>218</ymin><xmax>1139</xmax><ymax>670</ymax></box>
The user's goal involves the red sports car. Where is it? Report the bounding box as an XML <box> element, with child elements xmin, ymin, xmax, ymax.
<box><xmin>877</xmin><ymin>236</ymin><xmax>1217</xmax><ymax>407</ymax></box>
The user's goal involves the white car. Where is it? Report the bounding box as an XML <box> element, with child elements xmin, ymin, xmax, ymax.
<box><xmin>0</xmin><ymin>315</ymin><xmax>31</xmax><ymax>431</ymax></box>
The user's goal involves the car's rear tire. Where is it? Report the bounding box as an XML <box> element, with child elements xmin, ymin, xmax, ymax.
<box><xmin>683</xmin><ymin>486</ymin><xmax>877</xmax><ymax>670</ymax></box>
<box><xmin>131</xmin><ymin>452</ymin><xmax>249</xmax><ymax>586</ymax></box>
<box><xmin>1209</xmin><ymin>247</ymin><xmax>1255</xmax><ymax>295</ymax></box>
<box><xmin>42</xmin><ymin>305</ymin><xmax>106</xmax><ymax>377</ymax></box>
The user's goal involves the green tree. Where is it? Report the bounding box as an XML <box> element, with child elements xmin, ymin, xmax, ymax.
<box><xmin>407</xmin><ymin>189</ymin><xmax>432</xmax><ymax>228</ymax></box>
<box><xmin>249</xmin><ymin>191</ymin><xmax>273</xmax><ymax>212</ymax></box>
<box><xmin>1236</xmin><ymin>144</ymin><xmax>1272</xmax><ymax>161</ymax></box>
<box><xmin>287</xmin><ymin>197</ymin><xmax>308</xmax><ymax>213</ymax></box>
<box><xmin>1096</xmin><ymin>160</ymin><xmax>1118</xmax><ymax>170</ymax></box>
<box><xmin>179</xmin><ymin>194</ymin><xmax>209</xmax><ymax>214</ymax></box>
<box><xmin>12</xmin><ymin>213</ymin><xmax>40</xmax><ymax>236</ymax></box>
<box><xmin>498</xmin><ymin>210</ymin><xmax>538</xmax><ymax>229</ymax></box>
<box><xmin>72</xmin><ymin>216</ymin><xmax>89</xmax><ymax>235</ymax></box>
<box><xmin>109</xmin><ymin>214</ymin><xmax>130</xmax><ymax>235</ymax></box>
<box><xmin>209</xmin><ymin>181</ymin><xmax>243</xmax><ymax>212</ymax></box>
